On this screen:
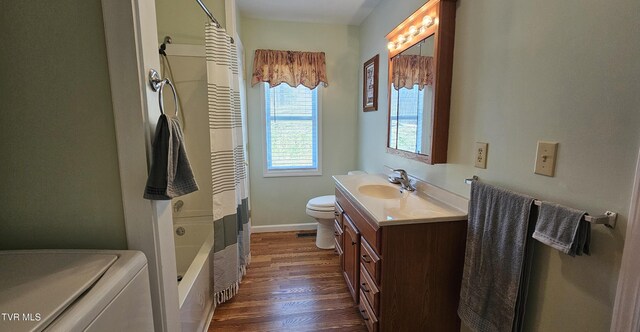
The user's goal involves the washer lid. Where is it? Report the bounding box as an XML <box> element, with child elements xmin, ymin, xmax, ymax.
<box><xmin>307</xmin><ymin>195</ymin><xmax>335</xmax><ymax>210</ymax></box>
<box><xmin>0</xmin><ymin>252</ymin><xmax>117</xmax><ymax>332</ymax></box>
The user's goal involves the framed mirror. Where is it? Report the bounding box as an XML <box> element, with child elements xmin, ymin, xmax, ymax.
<box><xmin>386</xmin><ymin>0</ymin><xmax>457</xmax><ymax>164</ymax></box>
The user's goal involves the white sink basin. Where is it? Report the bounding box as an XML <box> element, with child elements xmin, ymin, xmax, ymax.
<box><xmin>333</xmin><ymin>174</ymin><xmax>468</xmax><ymax>226</ymax></box>
<box><xmin>358</xmin><ymin>184</ymin><xmax>403</xmax><ymax>199</ymax></box>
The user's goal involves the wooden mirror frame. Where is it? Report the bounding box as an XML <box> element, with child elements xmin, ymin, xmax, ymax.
<box><xmin>385</xmin><ymin>0</ymin><xmax>457</xmax><ymax>164</ymax></box>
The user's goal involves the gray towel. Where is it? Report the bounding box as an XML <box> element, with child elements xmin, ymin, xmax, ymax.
<box><xmin>144</xmin><ymin>115</ymin><xmax>198</xmax><ymax>200</ymax></box>
<box><xmin>458</xmin><ymin>181</ymin><xmax>535</xmax><ymax>332</ymax></box>
<box><xmin>166</xmin><ymin>116</ymin><xmax>198</xmax><ymax>197</ymax></box>
<box><xmin>532</xmin><ymin>202</ymin><xmax>590</xmax><ymax>256</ymax></box>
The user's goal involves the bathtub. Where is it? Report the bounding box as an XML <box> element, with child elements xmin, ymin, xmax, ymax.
<box><xmin>173</xmin><ymin>216</ymin><xmax>215</xmax><ymax>332</ymax></box>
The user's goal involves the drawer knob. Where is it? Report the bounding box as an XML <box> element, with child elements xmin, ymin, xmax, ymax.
<box><xmin>334</xmin><ymin>231</ymin><xmax>339</xmax><ymax>236</ymax></box>
<box><xmin>361</xmin><ymin>282</ymin><xmax>370</xmax><ymax>293</ymax></box>
<box><xmin>360</xmin><ymin>309</ymin><xmax>369</xmax><ymax>321</ymax></box>
<box><xmin>352</xmin><ymin>240</ymin><xmax>357</xmax><ymax>245</ymax></box>
<box><xmin>361</xmin><ymin>254</ymin><xmax>371</xmax><ymax>263</ymax></box>
<box><xmin>334</xmin><ymin>211</ymin><xmax>340</xmax><ymax>216</ymax></box>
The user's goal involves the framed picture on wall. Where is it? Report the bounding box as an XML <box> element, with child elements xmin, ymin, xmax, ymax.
<box><xmin>363</xmin><ymin>54</ymin><xmax>379</xmax><ymax>112</ymax></box>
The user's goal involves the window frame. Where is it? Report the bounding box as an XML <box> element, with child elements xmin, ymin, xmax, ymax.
<box><xmin>260</xmin><ymin>83</ymin><xmax>323</xmax><ymax>178</ymax></box>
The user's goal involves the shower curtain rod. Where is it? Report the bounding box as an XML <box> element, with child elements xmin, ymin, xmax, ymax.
<box><xmin>196</xmin><ymin>0</ymin><xmax>221</xmax><ymax>28</ymax></box>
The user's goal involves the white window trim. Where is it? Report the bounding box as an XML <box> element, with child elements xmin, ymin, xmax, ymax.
<box><xmin>260</xmin><ymin>83</ymin><xmax>323</xmax><ymax>178</ymax></box>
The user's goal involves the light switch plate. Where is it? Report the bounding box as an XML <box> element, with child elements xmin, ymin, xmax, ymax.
<box><xmin>534</xmin><ymin>141</ymin><xmax>558</xmax><ymax>176</ymax></box>
<box><xmin>474</xmin><ymin>142</ymin><xmax>488</xmax><ymax>169</ymax></box>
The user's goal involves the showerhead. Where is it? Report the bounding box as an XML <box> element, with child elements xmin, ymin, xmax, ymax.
<box><xmin>159</xmin><ymin>35</ymin><xmax>172</xmax><ymax>56</ymax></box>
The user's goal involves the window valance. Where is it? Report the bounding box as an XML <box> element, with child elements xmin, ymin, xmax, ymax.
<box><xmin>391</xmin><ymin>55</ymin><xmax>434</xmax><ymax>90</ymax></box>
<box><xmin>251</xmin><ymin>49</ymin><xmax>328</xmax><ymax>89</ymax></box>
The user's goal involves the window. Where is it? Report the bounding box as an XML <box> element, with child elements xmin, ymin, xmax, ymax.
<box><xmin>389</xmin><ymin>84</ymin><xmax>432</xmax><ymax>155</ymax></box>
<box><xmin>262</xmin><ymin>84</ymin><xmax>321</xmax><ymax>177</ymax></box>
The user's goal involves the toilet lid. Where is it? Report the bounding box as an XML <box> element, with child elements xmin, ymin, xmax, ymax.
<box><xmin>307</xmin><ymin>195</ymin><xmax>335</xmax><ymax>210</ymax></box>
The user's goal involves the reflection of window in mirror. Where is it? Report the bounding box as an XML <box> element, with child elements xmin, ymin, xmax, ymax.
<box><xmin>388</xmin><ymin>35</ymin><xmax>435</xmax><ymax>155</ymax></box>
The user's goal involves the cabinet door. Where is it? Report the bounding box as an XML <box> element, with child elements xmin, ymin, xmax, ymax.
<box><xmin>342</xmin><ymin>214</ymin><xmax>360</xmax><ymax>302</ymax></box>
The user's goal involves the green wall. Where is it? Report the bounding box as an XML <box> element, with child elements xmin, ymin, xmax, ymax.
<box><xmin>156</xmin><ymin>0</ymin><xmax>226</xmax><ymax>44</ymax></box>
<box><xmin>358</xmin><ymin>0</ymin><xmax>640</xmax><ymax>330</ymax></box>
<box><xmin>0</xmin><ymin>1</ymin><xmax>126</xmax><ymax>249</ymax></box>
<box><xmin>240</xmin><ymin>18</ymin><xmax>360</xmax><ymax>226</ymax></box>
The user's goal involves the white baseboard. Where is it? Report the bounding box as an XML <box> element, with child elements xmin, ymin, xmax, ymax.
<box><xmin>251</xmin><ymin>223</ymin><xmax>317</xmax><ymax>233</ymax></box>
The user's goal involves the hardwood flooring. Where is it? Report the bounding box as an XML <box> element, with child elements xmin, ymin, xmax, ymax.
<box><xmin>209</xmin><ymin>232</ymin><xmax>367</xmax><ymax>332</ymax></box>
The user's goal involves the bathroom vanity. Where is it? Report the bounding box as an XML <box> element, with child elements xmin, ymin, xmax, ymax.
<box><xmin>333</xmin><ymin>174</ymin><xmax>468</xmax><ymax>332</ymax></box>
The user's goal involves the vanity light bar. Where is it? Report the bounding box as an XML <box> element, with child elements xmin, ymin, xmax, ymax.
<box><xmin>387</xmin><ymin>15</ymin><xmax>435</xmax><ymax>50</ymax></box>
<box><xmin>464</xmin><ymin>176</ymin><xmax>617</xmax><ymax>228</ymax></box>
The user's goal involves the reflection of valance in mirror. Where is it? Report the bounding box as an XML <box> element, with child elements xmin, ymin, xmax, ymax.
<box><xmin>251</xmin><ymin>49</ymin><xmax>329</xmax><ymax>89</ymax></box>
<box><xmin>391</xmin><ymin>55</ymin><xmax>433</xmax><ymax>90</ymax></box>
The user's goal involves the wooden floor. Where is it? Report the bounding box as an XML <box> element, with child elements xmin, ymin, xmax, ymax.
<box><xmin>209</xmin><ymin>232</ymin><xmax>367</xmax><ymax>332</ymax></box>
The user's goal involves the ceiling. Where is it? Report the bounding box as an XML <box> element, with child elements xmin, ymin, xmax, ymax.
<box><xmin>236</xmin><ymin>0</ymin><xmax>383</xmax><ymax>25</ymax></box>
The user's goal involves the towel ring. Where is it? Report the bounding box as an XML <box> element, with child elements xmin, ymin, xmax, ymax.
<box><xmin>148</xmin><ymin>69</ymin><xmax>179</xmax><ymax>117</ymax></box>
<box><xmin>158</xmin><ymin>79</ymin><xmax>179</xmax><ymax>116</ymax></box>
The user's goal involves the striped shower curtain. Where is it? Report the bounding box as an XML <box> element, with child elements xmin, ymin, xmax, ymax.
<box><xmin>205</xmin><ymin>23</ymin><xmax>250</xmax><ymax>305</ymax></box>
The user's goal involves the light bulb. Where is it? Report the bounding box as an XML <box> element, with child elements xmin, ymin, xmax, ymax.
<box><xmin>397</xmin><ymin>35</ymin><xmax>406</xmax><ymax>44</ymax></box>
<box><xmin>419</xmin><ymin>26</ymin><xmax>426</xmax><ymax>34</ymax></box>
<box><xmin>409</xmin><ymin>25</ymin><xmax>418</xmax><ymax>36</ymax></box>
<box><xmin>422</xmin><ymin>15</ymin><xmax>433</xmax><ymax>27</ymax></box>
<box><xmin>387</xmin><ymin>42</ymin><xmax>396</xmax><ymax>50</ymax></box>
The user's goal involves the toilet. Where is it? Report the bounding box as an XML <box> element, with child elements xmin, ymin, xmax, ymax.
<box><xmin>306</xmin><ymin>171</ymin><xmax>367</xmax><ymax>249</ymax></box>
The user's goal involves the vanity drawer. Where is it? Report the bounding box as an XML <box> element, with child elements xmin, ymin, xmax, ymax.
<box><xmin>334</xmin><ymin>221</ymin><xmax>343</xmax><ymax>258</ymax></box>
<box><xmin>334</xmin><ymin>237</ymin><xmax>343</xmax><ymax>254</ymax></box>
<box><xmin>360</xmin><ymin>238</ymin><xmax>381</xmax><ymax>284</ymax></box>
<box><xmin>358</xmin><ymin>290</ymin><xmax>379</xmax><ymax>332</ymax></box>
<box><xmin>334</xmin><ymin>220</ymin><xmax>343</xmax><ymax>245</ymax></box>
<box><xmin>336</xmin><ymin>188</ymin><xmax>382</xmax><ymax>253</ymax></box>
<box><xmin>360</xmin><ymin>264</ymin><xmax>380</xmax><ymax>314</ymax></box>
<box><xmin>335</xmin><ymin>202</ymin><xmax>344</xmax><ymax>227</ymax></box>
<box><xmin>334</xmin><ymin>237</ymin><xmax>344</xmax><ymax>269</ymax></box>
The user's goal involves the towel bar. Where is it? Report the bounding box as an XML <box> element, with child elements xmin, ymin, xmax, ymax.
<box><xmin>464</xmin><ymin>176</ymin><xmax>617</xmax><ymax>228</ymax></box>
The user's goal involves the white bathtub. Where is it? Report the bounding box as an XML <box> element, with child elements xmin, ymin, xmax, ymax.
<box><xmin>173</xmin><ymin>216</ymin><xmax>215</xmax><ymax>332</ymax></box>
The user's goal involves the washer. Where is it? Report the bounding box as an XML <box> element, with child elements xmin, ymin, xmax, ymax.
<box><xmin>0</xmin><ymin>250</ymin><xmax>154</xmax><ymax>332</ymax></box>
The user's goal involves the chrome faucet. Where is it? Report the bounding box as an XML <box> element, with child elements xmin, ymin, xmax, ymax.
<box><xmin>391</xmin><ymin>169</ymin><xmax>415</xmax><ymax>192</ymax></box>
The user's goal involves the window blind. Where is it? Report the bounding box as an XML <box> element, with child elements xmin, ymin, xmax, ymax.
<box><xmin>264</xmin><ymin>84</ymin><xmax>319</xmax><ymax>171</ymax></box>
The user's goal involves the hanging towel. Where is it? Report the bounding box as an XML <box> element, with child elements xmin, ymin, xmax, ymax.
<box><xmin>143</xmin><ymin>114</ymin><xmax>171</xmax><ymax>200</ymax></box>
<box><xmin>165</xmin><ymin>116</ymin><xmax>198</xmax><ymax>198</ymax></box>
<box><xmin>532</xmin><ymin>202</ymin><xmax>590</xmax><ymax>256</ymax></box>
<box><xmin>143</xmin><ymin>115</ymin><xmax>198</xmax><ymax>200</ymax></box>
<box><xmin>458</xmin><ymin>181</ymin><xmax>535</xmax><ymax>332</ymax></box>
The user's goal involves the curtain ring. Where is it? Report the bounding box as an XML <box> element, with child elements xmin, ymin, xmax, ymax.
<box><xmin>158</xmin><ymin>78</ymin><xmax>179</xmax><ymax>117</ymax></box>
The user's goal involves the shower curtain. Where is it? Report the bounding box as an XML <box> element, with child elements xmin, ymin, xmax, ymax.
<box><xmin>206</xmin><ymin>23</ymin><xmax>250</xmax><ymax>305</ymax></box>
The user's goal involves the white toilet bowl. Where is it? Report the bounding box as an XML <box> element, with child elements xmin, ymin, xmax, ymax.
<box><xmin>306</xmin><ymin>171</ymin><xmax>367</xmax><ymax>249</ymax></box>
<box><xmin>306</xmin><ymin>195</ymin><xmax>336</xmax><ymax>249</ymax></box>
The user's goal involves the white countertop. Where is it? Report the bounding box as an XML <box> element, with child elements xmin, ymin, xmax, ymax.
<box><xmin>333</xmin><ymin>174</ymin><xmax>468</xmax><ymax>226</ymax></box>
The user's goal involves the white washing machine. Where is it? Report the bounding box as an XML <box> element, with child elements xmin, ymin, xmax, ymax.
<box><xmin>0</xmin><ymin>250</ymin><xmax>154</xmax><ymax>332</ymax></box>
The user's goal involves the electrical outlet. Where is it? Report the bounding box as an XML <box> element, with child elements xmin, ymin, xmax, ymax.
<box><xmin>474</xmin><ymin>142</ymin><xmax>488</xmax><ymax>169</ymax></box>
<box><xmin>534</xmin><ymin>141</ymin><xmax>558</xmax><ymax>177</ymax></box>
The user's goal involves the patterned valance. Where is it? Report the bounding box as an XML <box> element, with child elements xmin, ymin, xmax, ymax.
<box><xmin>391</xmin><ymin>55</ymin><xmax>434</xmax><ymax>90</ymax></box>
<box><xmin>251</xmin><ymin>49</ymin><xmax>328</xmax><ymax>89</ymax></box>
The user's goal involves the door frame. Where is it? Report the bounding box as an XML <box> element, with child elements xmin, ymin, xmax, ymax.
<box><xmin>611</xmin><ymin>147</ymin><xmax>640</xmax><ymax>332</ymax></box>
<box><xmin>101</xmin><ymin>0</ymin><xmax>179</xmax><ymax>331</ymax></box>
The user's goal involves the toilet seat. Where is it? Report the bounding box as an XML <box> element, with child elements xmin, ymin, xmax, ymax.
<box><xmin>306</xmin><ymin>195</ymin><xmax>335</xmax><ymax>212</ymax></box>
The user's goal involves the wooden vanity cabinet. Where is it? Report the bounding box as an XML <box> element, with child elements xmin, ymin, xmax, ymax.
<box><xmin>335</xmin><ymin>187</ymin><xmax>467</xmax><ymax>332</ymax></box>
